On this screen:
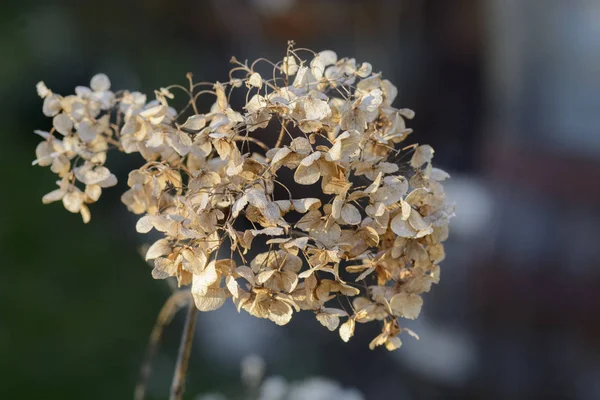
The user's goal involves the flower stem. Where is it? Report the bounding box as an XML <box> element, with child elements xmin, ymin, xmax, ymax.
<box><xmin>134</xmin><ymin>290</ymin><xmax>191</xmax><ymax>400</ymax></box>
<box><xmin>169</xmin><ymin>300</ymin><xmax>198</xmax><ymax>400</ymax></box>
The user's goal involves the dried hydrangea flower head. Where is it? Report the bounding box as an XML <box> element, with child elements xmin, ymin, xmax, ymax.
<box><xmin>33</xmin><ymin>41</ymin><xmax>454</xmax><ymax>350</ymax></box>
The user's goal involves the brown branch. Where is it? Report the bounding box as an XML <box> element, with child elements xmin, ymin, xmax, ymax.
<box><xmin>134</xmin><ymin>290</ymin><xmax>191</xmax><ymax>400</ymax></box>
<box><xmin>274</xmin><ymin>120</ymin><xmax>287</xmax><ymax>149</ymax></box>
<box><xmin>169</xmin><ymin>300</ymin><xmax>198</xmax><ymax>400</ymax></box>
<box><xmin>233</xmin><ymin>136</ymin><xmax>270</xmax><ymax>152</ymax></box>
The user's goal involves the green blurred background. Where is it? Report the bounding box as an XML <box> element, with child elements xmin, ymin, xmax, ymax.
<box><xmin>2</xmin><ymin>0</ymin><xmax>600</xmax><ymax>399</ymax></box>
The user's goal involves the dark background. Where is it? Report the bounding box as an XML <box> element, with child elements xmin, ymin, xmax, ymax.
<box><xmin>2</xmin><ymin>0</ymin><xmax>600</xmax><ymax>399</ymax></box>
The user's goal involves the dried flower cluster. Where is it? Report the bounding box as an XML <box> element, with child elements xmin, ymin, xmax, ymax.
<box><xmin>33</xmin><ymin>42</ymin><xmax>453</xmax><ymax>350</ymax></box>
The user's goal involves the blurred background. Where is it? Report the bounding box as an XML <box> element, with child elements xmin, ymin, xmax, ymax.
<box><xmin>1</xmin><ymin>0</ymin><xmax>599</xmax><ymax>399</ymax></box>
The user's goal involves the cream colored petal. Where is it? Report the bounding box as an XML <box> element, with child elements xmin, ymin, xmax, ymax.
<box><xmin>268</xmin><ymin>300</ymin><xmax>293</xmax><ymax>326</ymax></box>
<box><xmin>289</xmin><ymin>137</ymin><xmax>312</xmax><ymax>155</ymax></box>
<box><xmin>390</xmin><ymin>292</ymin><xmax>423</xmax><ymax>319</ymax></box>
<box><xmin>152</xmin><ymin>257</ymin><xmax>176</xmax><ymax>279</ymax></box>
<box><xmin>401</xmin><ymin>200</ymin><xmax>412</xmax><ymax>220</ymax></box>
<box><xmin>226</xmin><ymin>275</ymin><xmax>242</xmax><ymax>298</ymax></box>
<box><xmin>53</xmin><ymin>113</ymin><xmax>73</xmax><ymax>135</ymax></box>
<box><xmin>235</xmin><ymin>266</ymin><xmax>255</xmax><ymax>286</ymax></box>
<box><xmin>135</xmin><ymin>215</ymin><xmax>156</xmax><ymax>233</ymax></box>
<box><xmin>34</xmin><ymin>141</ymin><xmax>54</xmax><ymax>167</ymax></box>
<box><xmin>410</xmin><ymin>145</ymin><xmax>434</xmax><ymax>168</ymax></box>
<box><xmin>192</xmin><ymin>287</ymin><xmax>227</xmax><ymax>312</ymax></box>
<box><xmin>385</xmin><ymin>336</ymin><xmax>402</xmax><ymax>351</ymax></box>
<box><xmin>356</xmin><ymin>62</ymin><xmax>372</xmax><ymax>78</ymax></box>
<box><xmin>316</xmin><ymin>313</ymin><xmax>340</xmax><ymax>331</ymax></box>
<box><xmin>250</xmin><ymin>227</ymin><xmax>284</xmax><ymax>237</ymax></box>
<box><xmin>339</xmin><ymin>318</ymin><xmax>355</xmax><ymax>342</ymax></box>
<box><xmin>145</xmin><ymin>239</ymin><xmax>171</xmax><ymax>261</ymax></box>
<box><xmin>181</xmin><ymin>248</ymin><xmax>207</xmax><ymax>275</ymax></box>
<box><xmin>77</xmin><ymin>120</ymin><xmax>96</xmax><ymax>142</ymax></box>
<box><xmin>294</xmin><ymin>162</ymin><xmax>321</xmax><ymax>185</ymax></box>
<box><xmin>390</xmin><ymin>214</ymin><xmax>417</xmax><ymax>238</ymax></box>
<box><xmin>270</xmin><ymin>147</ymin><xmax>292</xmax><ymax>165</ymax></box>
<box><xmin>90</xmin><ymin>73</ymin><xmax>111</xmax><ymax>92</ymax></box>
<box><xmin>85</xmin><ymin>184</ymin><xmax>102</xmax><ymax>202</ymax></box>
<box><xmin>182</xmin><ymin>115</ymin><xmax>206</xmax><ymax>131</ymax></box>
<box><xmin>42</xmin><ymin>188</ymin><xmax>66</xmax><ymax>204</ymax></box>
<box><xmin>291</xmin><ymin>198</ymin><xmax>321</xmax><ymax>213</ymax></box>
<box><xmin>318</xmin><ymin>50</ymin><xmax>337</xmax><ymax>66</ymax></box>
<box><xmin>192</xmin><ymin>263</ymin><xmax>220</xmax><ymax>295</ymax></box>
<box><xmin>247</xmin><ymin>72</ymin><xmax>262</xmax><ymax>88</ymax></box>
<box><xmin>80</xmin><ymin>204</ymin><xmax>91</xmax><ymax>224</ymax></box>
<box><xmin>36</xmin><ymin>81</ymin><xmax>50</xmax><ymax>98</ymax></box>
<box><xmin>246</xmin><ymin>188</ymin><xmax>269</xmax><ymax>210</ymax></box>
<box><xmin>231</xmin><ymin>195</ymin><xmax>248</xmax><ymax>218</ymax></box>
<box><xmin>256</xmin><ymin>269</ymin><xmax>277</xmax><ymax>285</ymax></box>
<box><xmin>74</xmin><ymin>165</ymin><xmax>111</xmax><ymax>185</ymax></box>
<box><xmin>408</xmin><ymin>210</ymin><xmax>430</xmax><ymax>231</ymax></box>
<box><xmin>62</xmin><ymin>191</ymin><xmax>82</xmax><ymax>213</ymax></box>
<box><xmin>341</xmin><ymin>203</ymin><xmax>361</xmax><ymax>225</ymax></box>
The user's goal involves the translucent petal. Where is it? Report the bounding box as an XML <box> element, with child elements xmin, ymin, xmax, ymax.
<box><xmin>36</xmin><ymin>81</ymin><xmax>50</xmax><ymax>98</ymax></box>
<box><xmin>356</xmin><ymin>62</ymin><xmax>372</xmax><ymax>78</ymax></box>
<box><xmin>192</xmin><ymin>287</ymin><xmax>227</xmax><ymax>312</ymax></box>
<box><xmin>53</xmin><ymin>113</ymin><xmax>73</xmax><ymax>135</ymax></box>
<box><xmin>80</xmin><ymin>204</ymin><xmax>91</xmax><ymax>224</ymax></box>
<box><xmin>90</xmin><ymin>73</ymin><xmax>111</xmax><ymax>92</ymax></box>
<box><xmin>192</xmin><ymin>262</ymin><xmax>220</xmax><ymax>295</ymax></box>
<box><xmin>341</xmin><ymin>204</ymin><xmax>361</xmax><ymax>225</ymax></box>
<box><xmin>390</xmin><ymin>292</ymin><xmax>423</xmax><ymax>319</ymax></box>
<box><xmin>247</xmin><ymin>72</ymin><xmax>263</xmax><ymax>88</ymax></box>
<box><xmin>145</xmin><ymin>238</ymin><xmax>171</xmax><ymax>260</ymax></box>
<box><xmin>385</xmin><ymin>336</ymin><xmax>402</xmax><ymax>351</ymax></box>
<box><xmin>42</xmin><ymin>188</ymin><xmax>65</xmax><ymax>204</ymax></box>
<box><xmin>291</xmin><ymin>198</ymin><xmax>321</xmax><ymax>213</ymax></box>
<box><xmin>294</xmin><ymin>162</ymin><xmax>321</xmax><ymax>185</ymax></box>
<box><xmin>84</xmin><ymin>184</ymin><xmax>102</xmax><ymax>202</ymax></box>
<box><xmin>62</xmin><ymin>191</ymin><xmax>82</xmax><ymax>213</ymax></box>
<box><xmin>268</xmin><ymin>300</ymin><xmax>293</xmax><ymax>325</ymax></box>
<box><xmin>35</xmin><ymin>141</ymin><xmax>54</xmax><ymax>167</ymax></box>
<box><xmin>75</xmin><ymin>165</ymin><xmax>111</xmax><ymax>185</ymax></box>
<box><xmin>410</xmin><ymin>145</ymin><xmax>434</xmax><ymax>168</ymax></box>
<box><xmin>390</xmin><ymin>214</ymin><xmax>417</xmax><ymax>238</ymax></box>
<box><xmin>43</xmin><ymin>95</ymin><xmax>61</xmax><ymax>117</ymax></box>
<box><xmin>182</xmin><ymin>115</ymin><xmax>206</xmax><ymax>131</ymax></box>
<box><xmin>339</xmin><ymin>319</ymin><xmax>355</xmax><ymax>342</ymax></box>
<box><xmin>318</xmin><ymin>50</ymin><xmax>338</xmax><ymax>66</ymax></box>
<box><xmin>316</xmin><ymin>313</ymin><xmax>340</xmax><ymax>331</ymax></box>
<box><xmin>77</xmin><ymin>120</ymin><xmax>96</xmax><ymax>142</ymax></box>
<box><xmin>282</xmin><ymin>56</ymin><xmax>298</xmax><ymax>76</ymax></box>
<box><xmin>246</xmin><ymin>188</ymin><xmax>269</xmax><ymax>210</ymax></box>
<box><xmin>270</xmin><ymin>147</ymin><xmax>291</xmax><ymax>165</ymax></box>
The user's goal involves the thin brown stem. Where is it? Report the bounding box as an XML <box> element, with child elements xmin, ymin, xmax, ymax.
<box><xmin>233</xmin><ymin>136</ymin><xmax>270</xmax><ymax>152</ymax></box>
<box><xmin>169</xmin><ymin>301</ymin><xmax>198</xmax><ymax>400</ymax></box>
<box><xmin>134</xmin><ymin>290</ymin><xmax>191</xmax><ymax>400</ymax></box>
<box><xmin>274</xmin><ymin>120</ymin><xmax>287</xmax><ymax>149</ymax></box>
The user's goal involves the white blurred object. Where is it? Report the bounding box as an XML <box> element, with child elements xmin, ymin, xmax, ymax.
<box><xmin>259</xmin><ymin>376</ymin><xmax>289</xmax><ymax>400</ymax></box>
<box><xmin>443</xmin><ymin>175</ymin><xmax>494</xmax><ymax>238</ymax></box>
<box><xmin>395</xmin><ymin>318</ymin><xmax>477</xmax><ymax>385</ymax></box>
<box><xmin>241</xmin><ymin>354</ymin><xmax>266</xmax><ymax>388</ymax></box>
<box><xmin>286</xmin><ymin>378</ymin><xmax>364</xmax><ymax>400</ymax></box>
<box><xmin>255</xmin><ymin>375</ymin><xmax>364</xmax><ymax>400</ymax></box>
<box><xmin>196</xmin><ymin>394</ymin><xmax>227</xmax><ymax>400</ymax></box>
<box><xmin>197</xmin><ymin>301</ymin><xmax>282</xmax><ymax>365</ymax></box>
<box><xmin>250</xmin><ymin>0</ymin><xmax>296</xmax><ymax>16</ymax></box>
<box><xmin>196</xmin><ymin>368</ymin><xmax>364</xmax><ymax>400</ymax></box>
